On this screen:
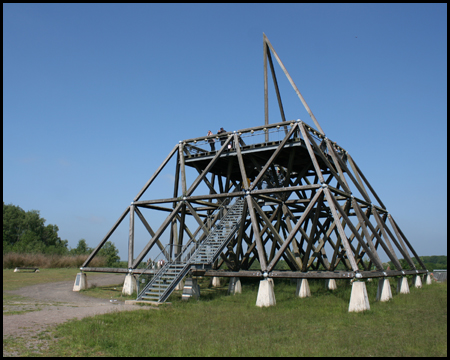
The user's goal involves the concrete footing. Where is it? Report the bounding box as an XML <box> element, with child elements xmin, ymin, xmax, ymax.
<box><xmin>256</xmin><ymin>279</ymin><xmax>276</xmax><ymax>307</ymax></box>
<box><xmin>175</xmin><ymin>279</ymin><xmax>184</xmax><ymax>291</ymax></box>
<box><xmin>348</xmin><ymin>281</ymin><xmax>370</xmax><ymax>312</ymax></box>
<box><xmin>325</xmin><ymin>279</ymin><xmax>337</xmax><ymax>290</ymax></box>
<box><xmin>122</xmin><ymin>274</ymin><xmax>137</xmax><ymax>295</ymax></box>
<box><xmin>211</xmin><ymin>276</ymin><xmax>221</xmax><ymax>287</ymax></box>
<box><xmin>376</xmin><ymin>278</ymin><xmax>393</xmax><ymax>302</ymax></box>
<box><xmin>296</xmin><ymin>279</ymin><xmax>311</xmax><ymax>298</ymax></box>
<box><xmin>73</xmin><ymin>272</ymin><xmax>88</xmax><ymax>291</ymax></box>
<box><xmin>397</xmin><ymin>277</ymin><xmax>410</xmax><ymax>294</ymax></box>
<box><xmin>425</xmin><ymin>274</ymin><xmax>432</xmax><ymax>285</ymax></box>
<box><xmin>182</xmin><ymin>278</ymin><xmax>200</xmax><ymax>300</ymax></box>
<box><xmin>413</xmin><ymin>275</ymin><xmax>422</xmax><ymax>288</ymax></box>
<box><xmin>228</xmin><ymin>277</ymin><xmax>242</xmax><ymax>295</ymax></box>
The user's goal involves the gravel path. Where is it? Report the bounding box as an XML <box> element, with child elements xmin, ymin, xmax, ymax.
<box><xmin>3</xmin><ymin>273</ymin><xmax>154</xmax><ymax>356</ymax></box>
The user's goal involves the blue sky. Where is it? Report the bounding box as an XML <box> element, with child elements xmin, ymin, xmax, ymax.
<box><xmin>3</xmin><ymin>4</ymin><xmax>447</xmax><ymax>263</ymax></box>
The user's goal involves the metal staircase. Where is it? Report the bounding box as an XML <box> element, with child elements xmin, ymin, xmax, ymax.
<box><xmin>136</xmin><ymin>197</ymin><xmax>245</xmax><ymax>303</ymax></box>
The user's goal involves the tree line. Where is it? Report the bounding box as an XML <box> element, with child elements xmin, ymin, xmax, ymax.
<box><xmin>3</xmin><ymin>202</ymin><xmax>120</xmax><ymax>266</ymax></box>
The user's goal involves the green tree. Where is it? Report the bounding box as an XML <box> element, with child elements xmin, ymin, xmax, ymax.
<box><xmin>3</xmin><ymin>202</ymin><xmax>68</xmax><ymax>255</ymax></box>
<box><xmin>70</xmin><ymin>239</ymin><xmax>93</xmax><ymax>255</ymax></box>
<box><xmin>98</xmin><ymin>241</ymin><xmax>120</xmax><ymax>267</ymax></box>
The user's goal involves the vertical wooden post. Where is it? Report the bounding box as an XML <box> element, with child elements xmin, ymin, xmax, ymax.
<box><xmin>128</xmin><ymin>205</ymin><xmax>135</xmax><ymax>268</ymax></box>
<box><xmin>264</xmin><ymin>38</ymin><xmax>269</xmax><ymax>142</ymax></box>
<box><xmin>179</xmin><ymin>143</ymin><xmax>187</xmax><ymax>196</ymax></box>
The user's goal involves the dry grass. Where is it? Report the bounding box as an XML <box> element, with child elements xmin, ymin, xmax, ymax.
<box><xmin>2</xmin><ymin>253</ymin><xmax>106</xmax><ymax>269</ymax></box>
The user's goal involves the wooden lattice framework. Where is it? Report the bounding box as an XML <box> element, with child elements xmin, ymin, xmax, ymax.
<box><xmin>81</xmin><ymin>34</ymin><xmax>427</xmax><ymax>280</ymax></box>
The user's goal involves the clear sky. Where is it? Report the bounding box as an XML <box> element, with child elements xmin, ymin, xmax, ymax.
<box><xmin>3</xmin><ymin>4</ymin><xmax>447</xmax><ymax>263</ymax></box>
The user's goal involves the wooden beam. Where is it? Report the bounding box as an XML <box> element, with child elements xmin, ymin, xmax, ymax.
<box><xmin>354</xmin><ymin>203</ymin><xmax>402</xmax><ymax>270</ymax></box>
<box><xmin>347</xmin><ymin>153</ymin><xmax>386</xmax><ymax>209</ymax></box>
<box><xmin>132</xmin><ymin>201</ymin><xmax>183</xmax><ymax>268</ymax></box>
<box><xmin>371</xmin><ymin>208</ymin><xmax>402</xmax><ymax>269</ymax></box>
<box><xmin>267</xmin><ymin>46</ymin><xmax>288</xmax><ymax>135</ymax></box>
<box><xmin>264</xmin><ymin>40</ymin><xmax>268</xmax><ymax>138</ymax></box>
<box><xmin>82</xmin><ymin>206</ymin><xmax>130</xmax><ymax>267</ymax></box>
<box><xmin>388</xmin><ymin>214</ymin><xmax>428</xmax><ymax>270</ymax></box>
<box><xmin>323</xmin><ymin>188</ymin><xmax>359</xmax><ymax>271</ymax></box>
<box><xmin>301</xmin><ymin>191</ymin><xmax>325</xmax><ymax>271</ymax></box>
<box><xmin>380</xmin><ymin>215</ymin><xmax>416</xmax><ymax>269</ymax></box>
<box><xmin>330</xmin><ymin>196</ymin><xmax>384</xmax><ymax>271</ymax></box>
<box><xmin>298</xmin><ymin>122</ymin><xmax>325</xmax><ymax>184</ymax></box>
<box><xmin>186</xmin><ymin>135</ymin><xmax>233</xmax><ymax>196</ymax></box>
<box><xmin>266</xmin><ymin>188</ymin><xmax>324</xmax><ymax>272</ymax></box>
<box><xmin>134</xmin><ymin>144</ymin><xmax>179</xmax><ymax>202</ymax></box>
<box><xmin>251</xmin><ymin>197</ymin><xmax>300</xmax><ymax>270</ymax></box>
<box><xmin>185</xmin><ymin>201</ymin><xmax>210</xmax><ymax>236</ymax></box>
<box><xmin>134</xmin><ymin>207</ymin><xmax>169</xmax><ymax>259</ymax></box>
<box><xmin>327</xmin><ymin>142</ymin><xmax>372</xmax><ymax>203</ymax></box>
<box><xmin>304</xmin><ymin>130</ymin><xmax>352</xmax><ymax>194</ymax></box>
<box><xmin>128</xmin><ymin>205</ymin><xmax>135</xmax><ymax>268</ymax></box>
<box><xmin>234</xmin><ymin>133</ymin><xmax>249</xmax><ymax>190</ymax></box>
<box><xmin>263</xmin><ymin>34</ymin><xmax>325</xmax><ymax>135</ymax></box>
<box><xmin>246</xmin><ymin>195</ymin><xmax>268</xmax><ymax>271</ymax></box>
<box><xmin>351</xmin><ymin>198</ymin><xmax>384</xmax><ymax>270</ymax></box>
<box><xmin>179</xmin><ymin>143</ymin><xmax>187</xmax><ymax>195</ymax></box>
<box><xmin>249</xmin><ymin>122</ymin><xmax>298</xmax><ymax>191</ymax></box>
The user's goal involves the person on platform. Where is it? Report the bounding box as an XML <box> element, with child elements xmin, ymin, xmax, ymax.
<box><xmin>207</xmin><ymin>130</ymin><xmax>215</xmax><ymax>151</ymax></box>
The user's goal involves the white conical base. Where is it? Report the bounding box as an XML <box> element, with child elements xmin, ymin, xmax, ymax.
<box><xmin>175</xmin><ymin>279</ymin><xmax>184</xmax><ymax>291</ymax></box>
<box><xmin>73</xmin><ymin>273</ymin><xmax>88</xmax><ymax>292</ymax></box>
<box><xmin>425</xmin><ymin>274</ymin><xmax>432</xmax><ymax>285</ymax></box>
<box><xmin>227</xmin><ymin>277</ymin><xmax>242</xmax><ymax>295</ymax></box>
<box><xmin>349</xmin><ymin>281</ymin><xmax>370</xmax><ymax>312</ymax></box>
<box><xmin>397</xmin><ymin>277</ymin><xmax>410</xmax><ymax>294</ymax></box>
<box><xmin>376</xmin><ymin>278</ymin><xmax>392</xmax><ymax>302</ymax></box>
<box><xmin>211</xmin><ymin>276</ymin><xmax>221</xmax><ymax>287</ymax></box>
<box><xmin>182</xmin><ymin>278</ymin><xmax>200</xmax><ymax>300</ymax></box>
<box><xmin>413</xmin><ymin>275</ymin><xmax>422</xmax><ymax>288</ymax></box>
<box><xmin>325</xmin><ymin>279</ymin><xmax>337</xmax><ymax>290</ymax></box>
<box><xmin>296</xmin><ymin>279</ymin><xmax>311</xmax><ymax>298</ymax></box>
<box><xmin>122</xmin><ymin>274</ymin><xmax>137</xmax><ymax>295</ymax></box>
<box><xmin>256</xmin><ymin>279</ymin><xmax>276</xmax><ymax>307</ymax></box>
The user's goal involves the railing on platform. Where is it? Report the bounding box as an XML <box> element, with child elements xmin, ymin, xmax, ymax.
<box><xmin>181</xmin><ymin>119</ymin><xmax>336</xmax><ymax>158</ymax></box>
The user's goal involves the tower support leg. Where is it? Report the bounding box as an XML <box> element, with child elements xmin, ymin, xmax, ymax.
<box><xmin>325</xmin><ymin>279</ymin><xmax>337</xmax><ymax>290</ymax></box>
<box><xmin>296</xmin><ymin>279</ymin><xmax>311</xmax><ymax>298</ymax></box>
<box><xmin>228</xmin><ymin>277</ymin><xmax>242</xmax><ymax>295</ymax></box>
<box><xmin>182</xmin><ymin>278</ymin><xmax>200</xmax><ymax>300</ymax></box>
<box><xmin>348</xmin><ymin>281</ymin><xmax>370</xmax><ymax>312</ymax></box>
<box><xmin>397</xmin><ymin>277</ymin><xmax>410</xmax><ymax>294</ymax></box>
<box><xmin>211</xmin><ymin>276</ymin><xmax>221</xmax><ymax>287</ymax></box>
<box><xmin>413</xmin><ymin>275</ymin><xmax>422</xmax><ymax>288</ymax></box>
<box><xmin>122</xmin><ymin>274</ymin><xmax>137</xmax><ymax>295</ymax></box>
<box><xmin>376</xmin><ymin>278</ymin><xmax>392</xmax><ymax>302</ymax></box>
<box><xmin>256</xmin><ymin>279</ymin><xmax>276</xmax><ymax>307</ymax></box>
<box><xmin>73</xmin><ymin>273</ymin><xmax>88</xmax><ymax>292</ymax></box>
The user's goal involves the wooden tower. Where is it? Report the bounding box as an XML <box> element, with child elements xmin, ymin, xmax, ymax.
<box><xmin>81</xmin><ymin>35</ymin><xmax>427</xmax><ymax>303</ymax></box>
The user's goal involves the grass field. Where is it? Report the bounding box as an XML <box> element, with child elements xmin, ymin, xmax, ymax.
<box><xmin>44</xmin><ymin>276</ymin><xmax>447</xmax><ymax>357</ymax></box>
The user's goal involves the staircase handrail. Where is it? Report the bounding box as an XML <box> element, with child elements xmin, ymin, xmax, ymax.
<box><xmin>136</xmin><ymin>196</ymin><xmax>240</xmax><ymax>299</ymax></box>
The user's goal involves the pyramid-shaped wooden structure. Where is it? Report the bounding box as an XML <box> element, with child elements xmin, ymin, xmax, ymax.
<box><xmin>82</xmin><ymin>35</ymin><xmax>427</xmax><ymax>284</ymax></box>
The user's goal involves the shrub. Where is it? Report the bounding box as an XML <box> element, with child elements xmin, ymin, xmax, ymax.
<box><xmin>2</xmin><ymin>253</ymin><xmax>107</xmax><ymax>269</ymax></box>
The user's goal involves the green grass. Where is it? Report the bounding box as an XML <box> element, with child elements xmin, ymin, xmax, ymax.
<box><xmin>3</xmin><ymin>268</ymin><xmax>80</xmax><ymax>292</ymax></box>
<box><xmin>44</xmin><ymin>278</ymin><xmax>447</xmax><ymax>357</ymax></box>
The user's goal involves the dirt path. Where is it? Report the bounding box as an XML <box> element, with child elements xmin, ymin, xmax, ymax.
<box><xmin>3</xmin><ymin>273</ymin><xmax>154</xmax><ymax>356</ymax></box>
